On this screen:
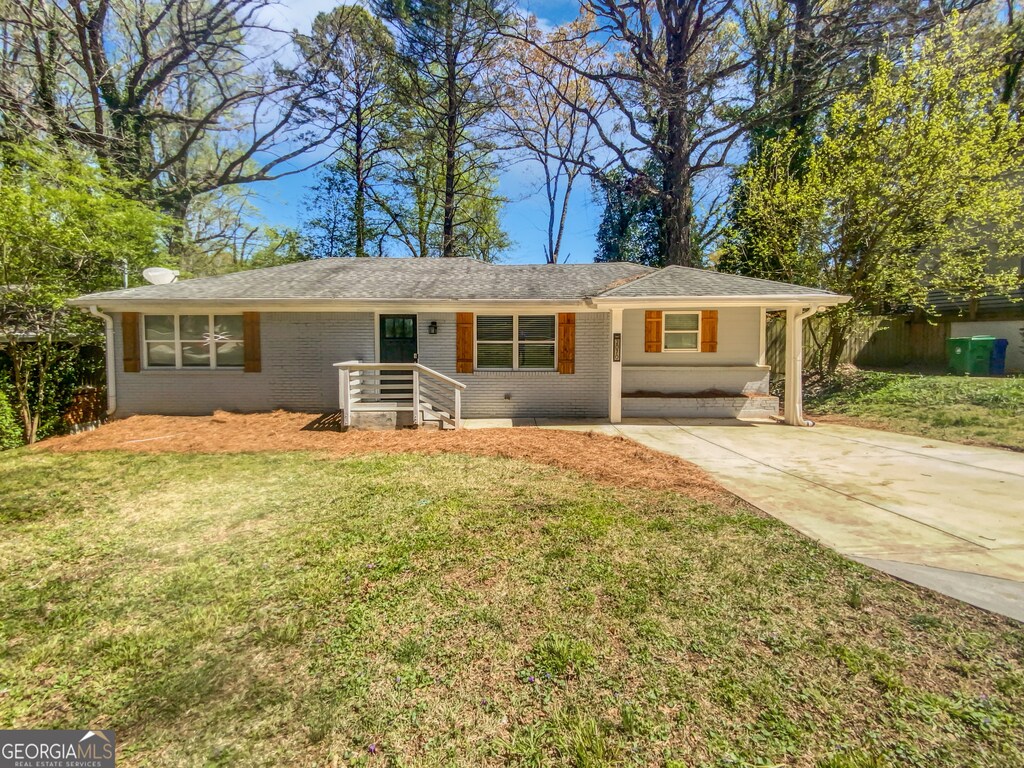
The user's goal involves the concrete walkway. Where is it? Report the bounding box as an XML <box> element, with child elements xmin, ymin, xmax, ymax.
<box><xmin>467</xmin><ymin>417</ymin><xmax>1024</xmax><ymax>621</ymax></box>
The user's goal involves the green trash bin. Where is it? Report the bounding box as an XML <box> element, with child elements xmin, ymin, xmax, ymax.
<box><xmin>946</xmin><ymin>337</ymin><xmax>971</xmax><ymax>374</ymax></box>
<box><xmin>967</xmin><ymin>336</ymin><xmax>996</xmax><ymax>375</ymax></box>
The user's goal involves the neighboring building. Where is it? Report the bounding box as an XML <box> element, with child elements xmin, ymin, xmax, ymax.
<box><xmin>927</xmin><ymin>287</ymin><xmax>1024</xmax><ymax>374</ymax></box>
<box><xmin>69</xmin><ymin>258</ymin><xmax>848</xmax><ymax>426</ymax></box>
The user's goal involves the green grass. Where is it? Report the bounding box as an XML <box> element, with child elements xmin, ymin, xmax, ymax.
<box><xmin>1</xmin><ymin>449</ymin><xmax>1023</xmax><ymax>766</ymax></box>
<box><xmin>804</xmin><ymin>370</ymin><xmax>1024</xmax><ymax>450</ymax></box>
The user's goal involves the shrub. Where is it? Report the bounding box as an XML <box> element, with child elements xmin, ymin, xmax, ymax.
<box><xmin>0</xmin><ymin>386</ymin><xmax>24</xmax><ymax>450</ymax></box>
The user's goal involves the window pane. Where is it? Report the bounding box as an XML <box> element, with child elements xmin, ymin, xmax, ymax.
<box><xmin>146</xmin><ymin>341</ymin><xmax>175</xmax><ymax>366</ymax></box>
<box><xmin>519</xmin><ymin>343</ymin><xmax>555</xmax><ymax>369</ymax></box>
<box><xmin>519</xmin><ymin>315</ymin><xmax>555</xmax><ymax>341</ymax></box>
<box><xmin>216</xmin><ymin>341</ymin><xmax>245</xmax><ymax>367</ymax></box>
<box><xmin>477</xmin><ymin>343</ymin><xmax>513</xmax><ymax>368</ymax></box>
<box><xmin>181</xmin><ymin>342</ymin><xmax>211</xmax><ymax>367</ymax></box>
<box><xmin>144</xmin><ymin>315</ymin><xmax>175</xmax><ymax>340</ymax></box>
<box><xmin>384</xmin><ymin>317</ymin><xmax>414</xmax><ymax>339</ymax></box>
<box><xmin>665</xmin><ymin>332</ymin><xmax>698</xmax><ymax>350</ymax></box>
<box><xmin>180</xmin><ymin>314</ymin><xmax>210</xmax><ymax>339</ymax></box>
<box><xmin>477</xmin><ymin>315</ymin><xmax>513</xmax><ymax>341</ymax></box>
<box><xmin>214</xmin><ymin>315</ymin><xmax>243</xmax><ymax>341</ymax></box>
<box><xmin>665</xmin><ymin>313</ymin><xmax>699</xmax><ymax>331</ymax></box>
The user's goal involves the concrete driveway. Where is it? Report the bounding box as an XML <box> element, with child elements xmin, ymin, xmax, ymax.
<box><xmin>606</xmin><ymin>419</ymin><xmax>1024</xmax><ymax>621</ymax></box>
<box><xmin>467</xmin><ymin>417</ymin><xmax>1024</xmax><ymax>620</ymax></box>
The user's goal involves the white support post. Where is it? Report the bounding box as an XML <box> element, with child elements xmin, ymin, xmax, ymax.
<box><xmin>758</xmin><ymin>307</ymin><xmax>768</xmax><ymax>367</ymax></box>
<box><xmin>411</xmin><ymin>368</ymin><xmax>422</xmax><ymax>427</ymax></box>
<box><xmin>784</xmin><ymin>305</ymin><xmax>819</xmax><ymax>426</ymax></box>
<box><xmin>340</xmin><ymin>367</ymin><xmax>351</xmax><ymax>428</ymax></box>
<box><xmin>453</xmin><ymin>388</ymin><xmax>461</xmax><ymax>430</ymax></box>
<box><xmin>609</xmin><ymin>307</ymin><xmax>623</xmax><ymax>423</ymax></box>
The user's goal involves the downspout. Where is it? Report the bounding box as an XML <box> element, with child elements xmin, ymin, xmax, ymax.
<box><xmin>88</xmin><ymin>306</ymin><xmax>116</xmax><ymax>416</ymax></box>
<box><xmin>783</xmin><ymin>304</ymin><xmax>821</xmax><ymax>427</ymax></box>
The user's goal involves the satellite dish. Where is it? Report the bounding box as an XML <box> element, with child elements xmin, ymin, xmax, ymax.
<box><xmin>142</xmin><ymin>267</ymin><xmax>179</xmax><ymax>285</ymax></box>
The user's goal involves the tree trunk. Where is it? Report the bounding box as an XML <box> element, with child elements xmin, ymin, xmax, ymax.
<box><xmin>354</xmin><ymin>99</ymin><xmax>366</xmax><ymax>258</ymax></box>
<box><xmin>442</xmin><ymin>32</ymin><xmax>458</xmax><ymax>258</ymax></box>
<box><xmin>823</xmin><ymin>318</ymin><xmax>849</xmax><ymax>374</ymax></box>
<box><xmin>551</xmin><ymin>174</ymin><xmax>574</xmax><ymax>264</ymax></box>
<box><xmin>662</xmin><ymin>11</ymin><xmax>695</xmax><ymax>268</ymax></box>
<box><xmin>787</xmin><ymin>0</ymin><xmax>818</xmax><ymax>173</ymax></box>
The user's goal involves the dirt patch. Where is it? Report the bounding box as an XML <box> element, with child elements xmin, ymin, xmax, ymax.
<box><xmin>39</xmin><ymin>411</ymin><xmax>726</xmax><ymax>501</ymax></box>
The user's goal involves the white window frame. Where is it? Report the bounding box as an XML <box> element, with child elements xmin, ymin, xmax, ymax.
<box><xmin>142</xmin><ymin>313</ymin><xmax>245</xmax><ymax>370</ymax></box>
<box><xmin>474</xmin><ymin>314</ymin><xmax>558</xmax><ymax>371</ymax></box>
<box><xmin>663</xmin><ymin>311</ymin><xmax>701</xmax><ymax>353</ymax></box>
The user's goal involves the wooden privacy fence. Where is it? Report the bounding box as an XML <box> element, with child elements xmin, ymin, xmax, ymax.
<box><xmin>765</xmin><ymin>315</ymin><xmax>951</xmax><ymax>374</ymax></box>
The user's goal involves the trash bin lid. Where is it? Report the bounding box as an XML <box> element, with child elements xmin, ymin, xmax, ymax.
<box><xmin>970</xmin><ymin>335</ymin><xmax>996</xmax><ymax>340</ymax></box>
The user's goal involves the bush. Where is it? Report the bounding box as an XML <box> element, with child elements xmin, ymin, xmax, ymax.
<box><xmin>0</xmin><ymin>387</ymin><xmax>24</xmax><ymax>450</ymax></box>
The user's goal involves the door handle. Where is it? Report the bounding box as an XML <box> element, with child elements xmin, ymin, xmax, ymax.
<box><xmin>413</xmin><ymin>352</ymin><xmax>419</xmax><ymax>362</ymax></box>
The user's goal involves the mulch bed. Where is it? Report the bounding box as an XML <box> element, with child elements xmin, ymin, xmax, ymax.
<box><xmin>39</xmin><ymin>411</ymin><xmax>727</xmax><ymax>502</ymax></box>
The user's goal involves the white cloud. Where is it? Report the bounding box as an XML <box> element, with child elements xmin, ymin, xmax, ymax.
<box><xmin>259</xmin><ymin>0</ymin><xmax>366</xmax><ymax>35</ymax></box>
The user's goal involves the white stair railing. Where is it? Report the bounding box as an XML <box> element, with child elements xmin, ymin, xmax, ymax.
<box><xmin>334</xmin><ymin>361</ymin><xmax>467</xmax><ymax>429</ymax></box>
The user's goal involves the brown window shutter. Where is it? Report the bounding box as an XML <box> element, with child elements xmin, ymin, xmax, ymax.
<box><xmin>455</xmin><ymin>312</ymin><xmax>474</xmax><ymax>373</ymax></box>
<box><xmin>644</xmin><ymin>310</ymin><xmax>663</xmax><ymax>353</ymax></box>
<box><xmin>700</xmin><ymin>310</ymin><xmax>719</xmax><ymax>352</ymax></box>
<box><xmin>122</xmin><ymin>312</ymin><xmax>141</xmax><ymax>372</ymax></box>
<box><xmin>557</xmin><ymin>313</ymin><xmax>576</xmax><ymax>374</ymax></box>
<box><xmin>243</xmin><ymin>312</ymin><xmax>262</xmax><ymax>372</ymax></box>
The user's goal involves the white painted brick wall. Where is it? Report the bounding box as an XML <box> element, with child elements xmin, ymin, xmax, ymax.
<box><xmin>622</xmin><ymin>366</ymin><xmax>770</xmax><ymax>395</ymax></box>
<box><xmin>112</xmin><ymin>311</ymin><xmax>374</xmax><ymax>416</ymax></box>
<box><xmin>417</xmin><ymin>312</ymin><xmax>610</xmax><ymax>418</ymax></box>
<box><xmin>622</xmin><ymin>396</ymin><xmax>779</xmax><ymax>419</ymax></box>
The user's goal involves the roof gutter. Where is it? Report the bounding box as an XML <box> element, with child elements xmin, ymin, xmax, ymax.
<box><xmin>592</xmin><ymin>295</ymin><xmax>850</xmax><ymax>306</ymax></box>
<box><xmin>87</xmin><ymin>306</ymin><xmax>116</xmax><ymax>417</ymax></box>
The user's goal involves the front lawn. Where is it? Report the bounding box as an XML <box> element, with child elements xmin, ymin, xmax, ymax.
<box><xmin>1</xmin><ymin>448</ymin><xmax>1022</xmax><ymax>766</ymax></box>
<box><xmin>805</xmin><ymin>370</ymin><xmax>1024</xmax><ymax>451</ymax></box>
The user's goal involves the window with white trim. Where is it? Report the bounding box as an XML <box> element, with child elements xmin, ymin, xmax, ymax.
<box><xmin>476</xmin><ymin>315</ymin><xmax>556</xmax><ymax>370</ymax></box>
<box><xmin>663</xmin><ymin>312</ymin><xmax>700</xmax><ymax>351</ymax></box>
<box><xmin>143</xmin><ymin>314</ymin><xmax>245</xmax><ymax>369</ymax></box>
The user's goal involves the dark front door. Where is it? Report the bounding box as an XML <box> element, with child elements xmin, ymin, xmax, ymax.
<box><xmin>379</xmin><ymin>315</ymin><xmax>418</xmax><ymax>364</ymax></box>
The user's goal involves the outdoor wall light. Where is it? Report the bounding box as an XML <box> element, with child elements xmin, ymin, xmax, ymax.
<box><xmin>428</xmin><ymin>321</ymin><xmax>438</xmax><ymax>335</ymax></box>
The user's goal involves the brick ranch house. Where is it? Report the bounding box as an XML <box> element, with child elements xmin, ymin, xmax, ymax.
<box><xmin>69</xmin><ymin>258</ymin><xmax>849</xmax><ymax>427</ymax></box>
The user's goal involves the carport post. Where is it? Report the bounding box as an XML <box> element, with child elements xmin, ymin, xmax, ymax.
<box><xmin>784</xmin><ymin>305</ymin><xmax>820</xmax><ymax>426</ymax></box>
<box><xmin>609</xmin><ymin>308</ymin><xmax>623</xmax><ymax>423</ymax></box>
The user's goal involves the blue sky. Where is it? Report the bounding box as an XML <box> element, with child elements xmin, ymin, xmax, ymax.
<box><xmin>250</xmin><ymin>0</ymin><xmax>597</xmax><ymax>265</ymax></box>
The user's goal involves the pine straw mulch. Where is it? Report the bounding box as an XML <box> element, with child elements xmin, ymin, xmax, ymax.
<box><xmin>39</xmin><ymin>410</ymin><xmax>727</xmax><ymax>502</ymax></box>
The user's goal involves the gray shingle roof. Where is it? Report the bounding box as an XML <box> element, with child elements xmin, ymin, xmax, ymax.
<box><xmin>70</xmin><ymin>258</ymin><xmax>654</xmax><ymax>304</ymax></box>
<box><xmin>69</xmin><ymin>257</ymin><xmax>843</xmax><ymax>305</ymax></box>
<box><xmin>596</xmin><ymin>265</ymin><xmax>837</xmax><ymax>298</ymax></box>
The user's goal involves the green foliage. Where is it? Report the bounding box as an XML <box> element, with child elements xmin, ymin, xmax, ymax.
<box><xmin>805</xmin><ymin>370</ymin><xmax>1024</xmax><ymax>450</ymax></box>
<box><xmin>375</xmin><ymin>0</ymin><xmax>511</xmax><ymax>259</ymax></box>
<box><xmin>296</xmin><ymin>5</ymin><xmax>399</xmax><ymax>258</ymax></box>
<box><xmin>722</xmin><ymin>25</ymin><xmax>1024</xmax><ymax>369</ymax></box>
<box><xmin>0</xmin><ymin>381</ymin><xmax>23</xmax><ymax>450</ymax></box>
<box><xmin>594</xmin><ymin>162</ymin><xmax>665</xmax><ymax>267</ymax></box>
<box><xmin>0</xmin><ymin>139</ymin><xmax>166</xmax><ymax>442</ymax></box>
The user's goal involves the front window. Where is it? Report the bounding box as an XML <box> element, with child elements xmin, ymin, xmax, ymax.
<box><xmin>143</xmin><ymin>314</ymin><xmax>244</xmax><ymax>369</ymax></box>
<box><xmin>476</xmin><ymin>315</ymin><xmax>556</xmax><ymax>370</ymax></box>
<box><xmin>663</xmin><ymin>312</ymin><xmax>700</xmax><ymax>351</ymax></box>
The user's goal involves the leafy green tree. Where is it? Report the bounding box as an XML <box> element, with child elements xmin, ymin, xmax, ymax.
<box><xmin>297</xmin><ymin>5</ymin><xmax>399</xmax><ymax>258</ymax></box>
<box><xmin>0</xmin><ymin>141</ymin><xmax>165</xmax><ymax>443</ymax></box>
<box><xmin>594</xmin><ymin>164</ymin><xmax>665</xmax><ymax>267</ymax></box>
<box><xmin>0</xmin><ymin>377</ymin><xmax>22</xmax><ymax>450</ymax></box>
<box><xmin>376</xmin><ymin>0</ymin><xmax>511</xmax><ymax>259</ymax></box>
<box><xmin>301</xmin><ymin>162</ymin><xmax>358</xmax><ymax>259</ymax></box>
<box><xmin>721</xmin><ymin>27</ymin><xmax>1024</xmax><ymax>371</ymax></box>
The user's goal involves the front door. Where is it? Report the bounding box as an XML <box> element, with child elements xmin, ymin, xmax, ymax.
<box><xmin>379</xmin><ymin>315</ymin><xmax>418</xmax><ymax>364</ymax></box>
